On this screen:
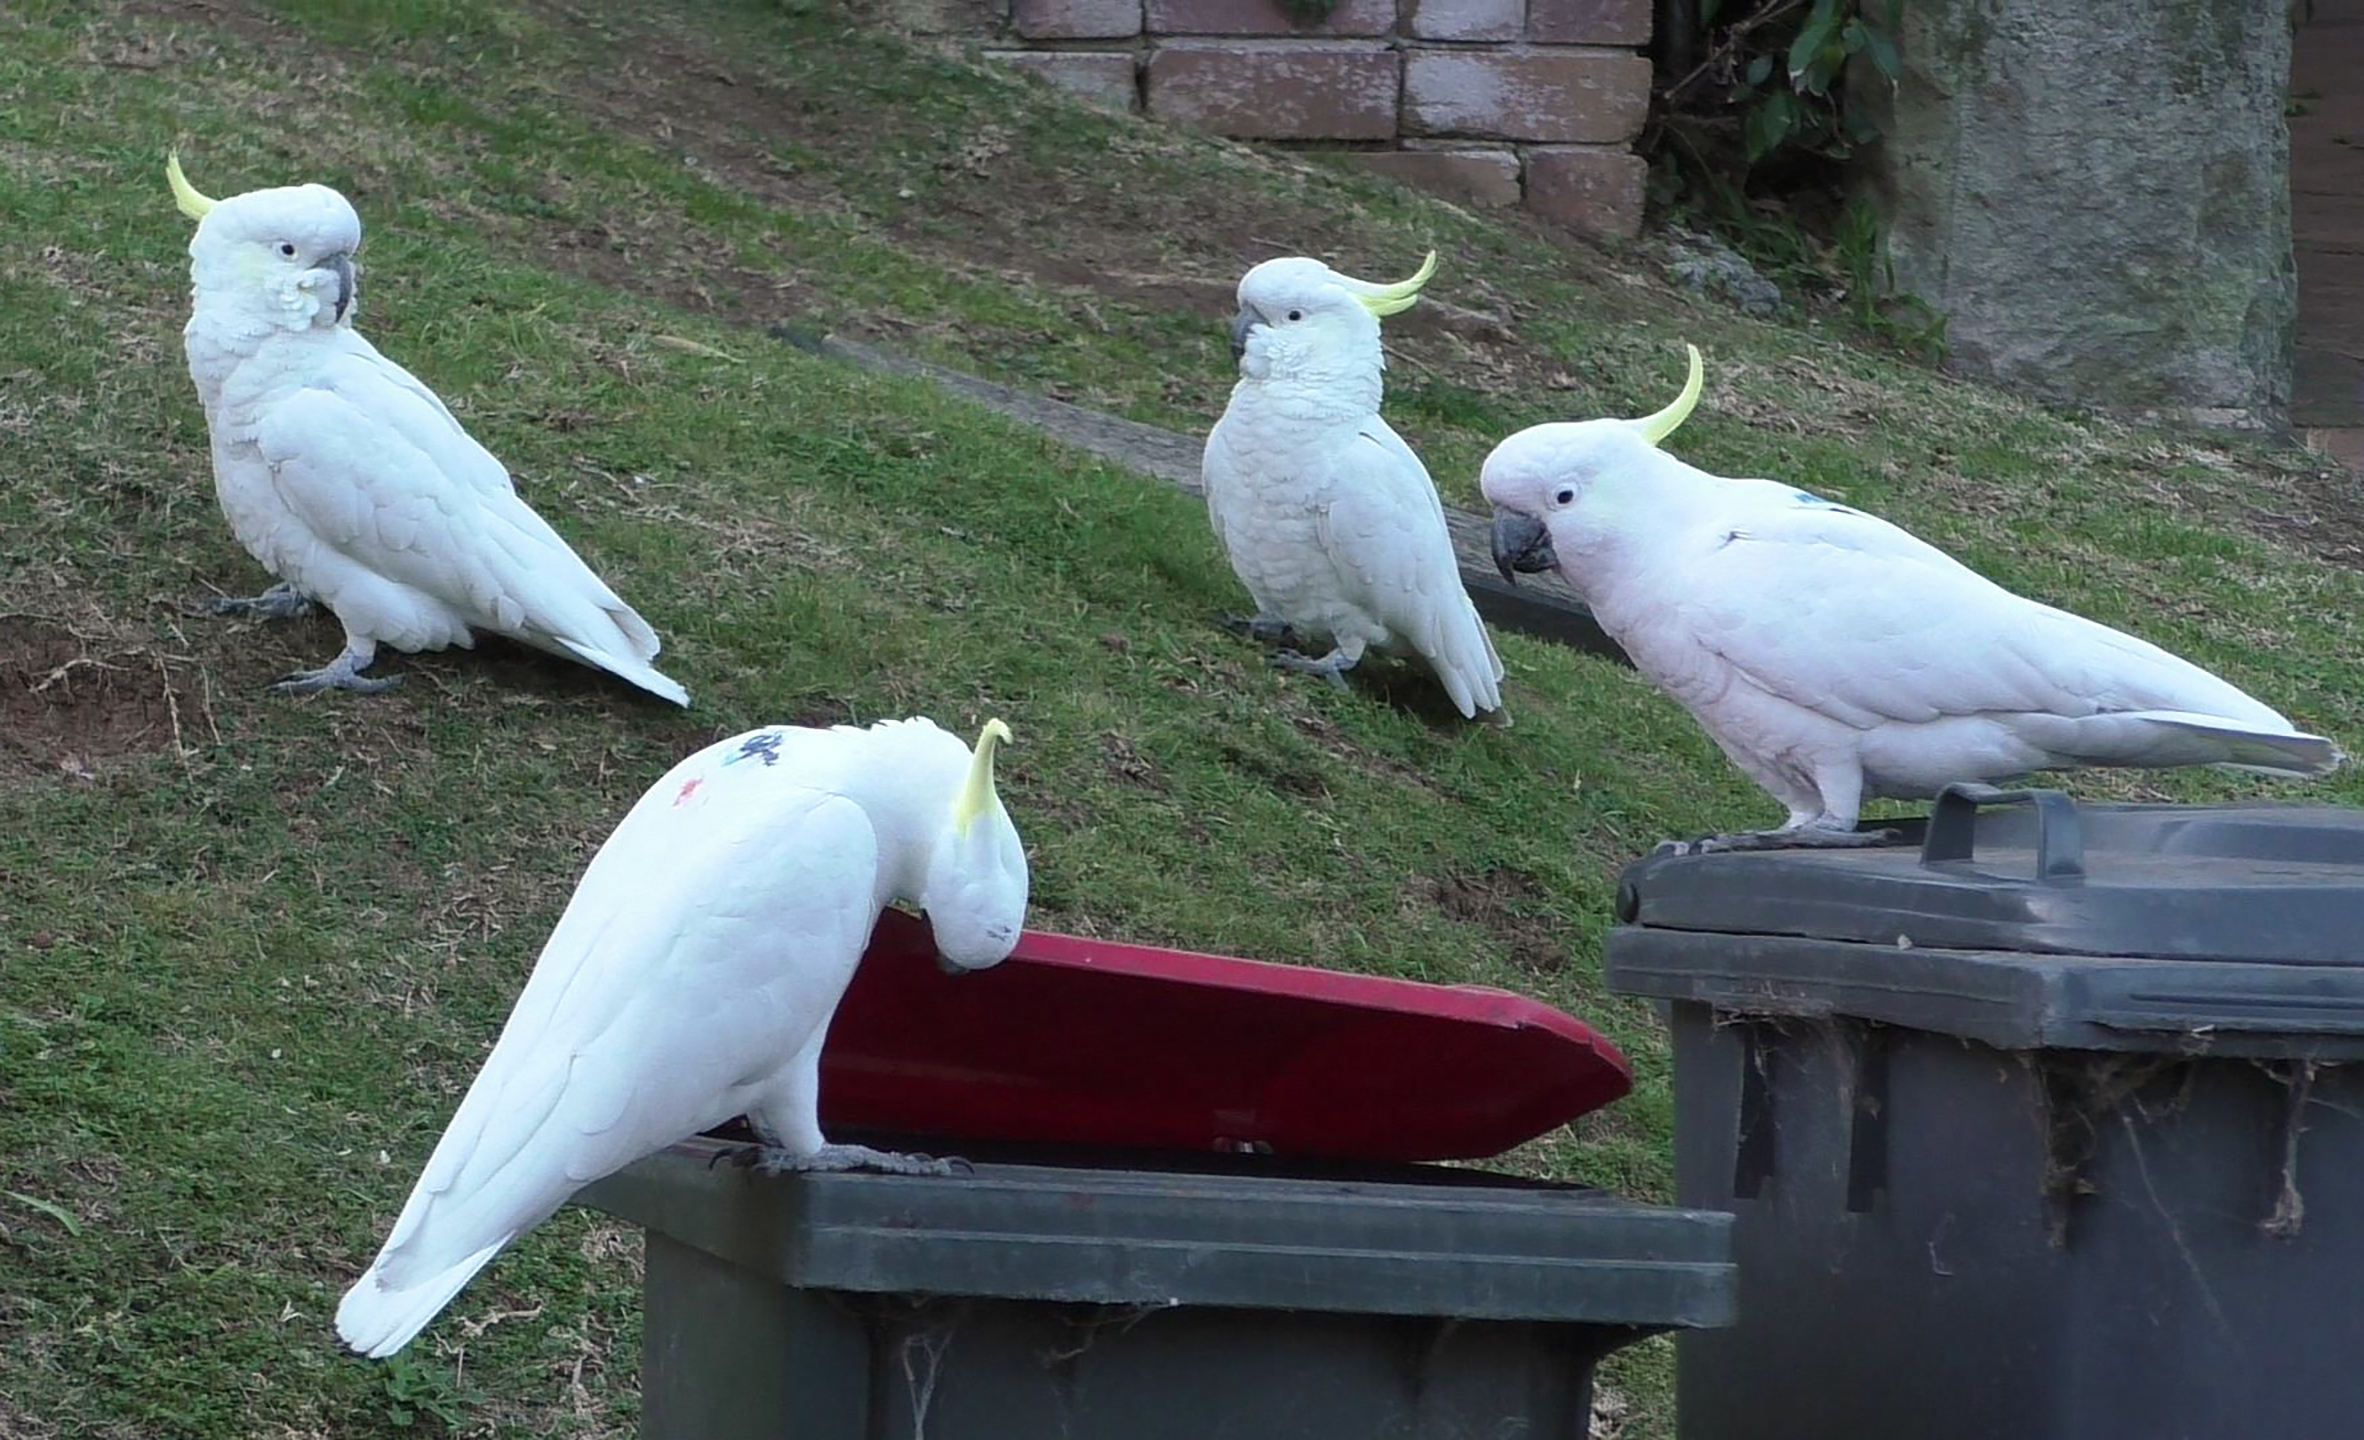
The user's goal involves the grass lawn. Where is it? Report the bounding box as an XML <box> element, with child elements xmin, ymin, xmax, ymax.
<box><xmin>4</xmin><ymin>1</ymin><xmax>2361</xmax><ymax>1435</ymax></box>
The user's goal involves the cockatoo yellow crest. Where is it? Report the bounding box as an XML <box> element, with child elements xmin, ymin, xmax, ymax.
<box><xmin>954</xmin><ymin>719</ymin><xmax>1013</xmax><ymax>835</ymax></box>
<box><xmin>1632</xmin><ymin>343</ymin><xmax>1703</xmax><ymax>445</ymax></box>
<box><xmin>1341</xmin><ymin>250</ymin><xmax>1438</xmax><ymax>318</ymax></box>
<box><xmin>165</xmin><ymin>149</ymin><xmax>218</xmax><ymax>220</ymax></box>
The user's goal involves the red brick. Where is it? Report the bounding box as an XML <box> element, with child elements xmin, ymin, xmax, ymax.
<box><xmin>1405</xmin><ymin>0</ymin><xmax>1522</xmax><ymax>42</ymax></box>
<box><xmin>1347</xmin><ymin>147</ymin><xmax>1522</xmax><ymax>207</ymax></box>
<box><xmin>1403</xmin><ymin>48</ymin><xmax>1650</xmax><ymax>142</ymax></box>
<box><xmin>1013</xmin><ymin>0</ymin><xmax>1142</xmax><ymax>40</ymax></box>
<box><xmin>1523</xmin><ymin>144</ymin><xmax>1646</xmax><ymax>237</ymax></box>
<box><xmin>1146</xmin><ymin>0</ymin><xmax>1395</xmax><ymax>37</ymax></box>
<box><xmin>986</xmin><ymin>50</ymin><xmax>1141</xmax><ymax>110</ymax></box>
<box><xmin>1526</xmin><ymin>0</ymin><xmax>1650</xmax><ymax>45</ymax></box>
<box><xmin>1145</xmin><ymin>41</ymin><xmax>1400</xmax><ymax>141</ymax></box>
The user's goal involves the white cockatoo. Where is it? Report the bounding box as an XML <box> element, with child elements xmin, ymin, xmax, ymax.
<box><xmin>1484</xmin><ymin>345</ymin><xmax>2342</xmax><ymax>853</ymax></box>
<box><xmin>1200</xmin><ymin>251</ymin><xmax>1505</xmax><ymax>719</ymax></box>
<box><xmin>335</xmin><ymin>716</ymin><xmax>1029</xmax><ymax>1357</ymax></box>
<box><xmin>166</xmin><ymin>153</ymin><xmax>687</xmax><ymax>704</ymax></box>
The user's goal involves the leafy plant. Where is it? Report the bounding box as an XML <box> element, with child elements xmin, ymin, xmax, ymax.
<box><xmin>1829</xmin><ymin>192</ymin><xmax>1947</xmax><ymax>360</ymax></box>
<box><xmin>377</xmin><ymin>1354</ymin><xmax>470</xmax><ymax>1431</ymax></box>
<box><xmin>1645</xmin><ymin>1</ymin><xmax>1938</xmax><ymax>360</ymax></box>
<box><xmin>1666</xmin><ymin>0</ymin><xmax>1905</xmax><ymax>166</ymax></box>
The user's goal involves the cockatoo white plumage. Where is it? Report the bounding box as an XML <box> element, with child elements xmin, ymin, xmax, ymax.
<box><xmin>166</xmin><ymin>153</ymin><xmax>686</xmax><ymax>704</ymax></box>
<box><xmin>1201</xmin><ymin>251</ymin><xmax>1504</xmax><ymax>719</ymax></box>
<box><xmin>1484</xmin><ymin>345</ymin><xmax>2342</xmax><ymax>853</ymax></box>
<box><xmin>335</xmin><ymin>716</ymin><xmax>1028</xmax><ymax>1357</ymax></box>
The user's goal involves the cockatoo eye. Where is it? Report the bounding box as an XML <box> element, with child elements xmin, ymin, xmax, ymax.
<box><xmin>1554</xmin><ymin>487</ymin><xmax>1576</xmax><ymax>506</ymax></box>
<box><xmin>278</xmin><ymin>242</ymin><xmax>297</xmax><ymax>258</ymax></box>
<box><xmin>1285</xmin><ymin>309</ymin><xmax>1302</xmax><ymax>322</ymax></box>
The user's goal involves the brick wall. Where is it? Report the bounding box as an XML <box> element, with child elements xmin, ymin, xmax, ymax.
<box><xmin>903</xmin><ymin>0</ymin><xmax>1653</xmax><ymax>235</ymax></box>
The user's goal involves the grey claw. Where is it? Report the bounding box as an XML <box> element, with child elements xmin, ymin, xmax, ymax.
<box><xmin>1270</xmin><ymin>649</ymin><xmax>1352</xmax><ymax>691</ymax></box>
<box><xmin>271</xmin><ymin>668</ymin><xmax>402</xmax><ymax>697</ymax></box>
<box><xmin>745</xmin><ymin>1142</ymin><xmax>972</xmax><ymax>1178</ymax></box>
<box><xmin>194</xmin><ymin>582</ymin><xmax>316</xmax><ymax>621</ymax></box>
<box><xmin>1653</xmin><ymin>825</ymin><xmax>1905</xmax><ymax>857</ymax></box>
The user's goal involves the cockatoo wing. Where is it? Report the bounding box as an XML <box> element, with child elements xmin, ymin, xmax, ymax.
<box><xmin>254</xmin><ymin>375</ymin><xmax>686</xmax><ymax>705</ymax></box>
<box><xmin>1316</xmin><ymin>420</ymin><xmax>1503</xmax><ymax>716</ymax></box>
<box><xmin>1665</xmin><ymin>497</ymin><xmax>2296</xmax><ymax>733</ymax></box>
<box><xmin>322</xmin><ymin>334</ymin><xmax>608</xmax><ymax>567</ymax></box>
<box><xmin>1200</xmin><ymin>412</ymin><xmax>1251</xmax><ymax>566</ymax></box>
<box><xmin>335</xmin><ymin>758</ymin><xmax>881</xmax><ymax>1357</ymax></box>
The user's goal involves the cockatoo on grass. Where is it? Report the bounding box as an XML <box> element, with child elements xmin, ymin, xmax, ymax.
<box><xmin>335</xmin><ymin>716</ymin><xmax>1028</xmax><ymax>1357</ymax></box>
<box><xmin>1484</xmin><ymin>345</ymin><xmax>2342</xmax><ymax>854</ymax></box>
<box><xmin>1201</xmin><ymin>251</ymin><xmax>1505</xmax><ymax>719</ymax></box>
<box><xmin>166</xmin><ymin>152</ymin><xmax>687</xmax><ymax>704</ymax></box>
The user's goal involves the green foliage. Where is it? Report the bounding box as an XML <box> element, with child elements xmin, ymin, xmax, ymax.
<box><xmin>1687</xmin><ymin>0</ymin><xmax>1904</xmax><ymax>164</ymax></box>
<box><xmin>1649</xmin><ymin>1</ymin><xmax>1932</xmax><ymax>356</ymax></box>
<box><xmin>377</xmin><ymin>1353</ymin><xmax>471</xmax><ymax>1430</ymax></box>
<box><xmin>1828</xmin><ymin>193</ymin><xmax>1947</xmax><ymax>360</ymax></box>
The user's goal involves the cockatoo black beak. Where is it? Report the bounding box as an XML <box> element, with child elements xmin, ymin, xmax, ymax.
<box><xmin>1229</xmin><ymin>308</ymin><xmax>1259</xmax><ymax>363</ymax></box>
<box><xmin>1490</xmin><ymin>510</ymin><xmax>1557</xmax><ymax>584</ymax></box>
<box><xmin>326</xmin><ymin>253</ymin><xmax>356</xmax><ymax>324</ymax></box>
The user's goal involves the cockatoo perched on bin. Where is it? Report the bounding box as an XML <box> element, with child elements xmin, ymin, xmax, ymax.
<box><xmin>1484</xmin><ymin>345</ymin><xmax>2343</xmax><ymax>854</ymax></box>
<box><xmin>335</xmin><ymin>716</ymin><xmax>1028</xmax><ymax>1358</ymax></box>
<box><xmin>1201</xmin><ymin>251</ymin><xmax>1505</xmax><ymax>720</ymax></box>
<box><xmin>166</xmin><ymin>152</ymin><xmax>687</xmax><ymax>704</ymax></box>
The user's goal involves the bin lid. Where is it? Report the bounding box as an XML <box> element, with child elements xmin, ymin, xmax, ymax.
<box><xmin>1622</xmin><ymin>788</ymin><xmax>2364</xmax><ymax>963</ymax></box>
<box><xmin>816</xmin><ymin>910</ymin><xmax>1633</xmax><ymax>1163</ymax></box>
<box><xmin>1607</xmin><ymin>786</ymin><xmax>2364</xmax><ymax>1054</ymax></box>
<box><xmin>583</xmin><ymin>1138</ymin><xmax>1735</xmax><ymax>1330</ymax></box>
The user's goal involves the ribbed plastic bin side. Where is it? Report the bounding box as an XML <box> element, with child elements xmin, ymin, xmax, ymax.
<box><xmin>1607</xmin><ymin>786</ymin><xmax>2364</xmax><ymax>1440</ymax></box>
<box><xmin>579</xmin><ymin>1139</ymin><xmax>1736</xmax><ymax>1440</ymax></box>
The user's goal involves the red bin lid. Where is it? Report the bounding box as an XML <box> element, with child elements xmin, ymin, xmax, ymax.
<box><xmin>818</xmin><ymin>910</ymin><xmax>1633</xmax><ymax>1164</ymax></box>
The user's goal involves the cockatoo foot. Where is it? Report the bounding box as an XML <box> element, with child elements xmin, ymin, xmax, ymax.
<box><xmin>1653</xmin><ymin>825</ymin><xmax>1904</xmax><ymax>857</ymax></box>
<box><xmin>741</xmin><ymin>1142</ymin><xmax>973</xmax><ymax>1178</ymax></box>
<box><xmin>1220</xmin><ymin>613</ymin><xmax>1299</xmax><ymax>645</ymax></box>
<box><xmin>270</xmin><ymin>652</ymin><xmax>401</xmax><ymax>697</ymax></box>
<box><xmin>1270</xmin><ymin>648</ymin><xmax>1354</xmax><ymax>691</ymax></box>
<box><xmin>197</xmin><ymin>581</ymin><xmax>315</xmax><ymax>621</ymax></box>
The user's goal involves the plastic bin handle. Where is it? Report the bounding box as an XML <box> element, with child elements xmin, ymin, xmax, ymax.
<box><xmin>1918</xmin><ymin>783</ymin><xmax>2086</xmax><ymax>879</ymax></box>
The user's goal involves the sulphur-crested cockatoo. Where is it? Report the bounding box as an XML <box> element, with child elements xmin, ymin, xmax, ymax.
<box><xmin>1485</xmin><ymin>345</ymin><xmax>2342</xmax><ymax>853</ymax></box>
<box><xmin>1201</xmin><ymin>251</ymin><xmax>1504</xmax><ymax>719</ymax></box>
<box><xmin>166</xmin><ymin>153</ymin><xmax>686</xmax><ymax>704</ymax></box>
<box><xmin>335</xmin><ymin>716</ymin><xmax>1028</xmax><ymax>1357</ymax></box>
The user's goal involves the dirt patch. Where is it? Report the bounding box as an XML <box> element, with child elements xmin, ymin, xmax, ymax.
<box><xmin>0</xmin><ymin>621</ymin><xmax>195</xmax><ymax>780</ymax></box>
<box><xmin>1420</xmin><ymin>866</ymin><xmax>1567</xmax><ymax>974</ymax></box>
